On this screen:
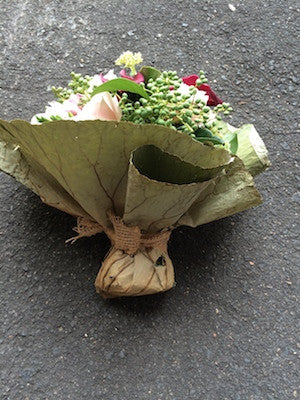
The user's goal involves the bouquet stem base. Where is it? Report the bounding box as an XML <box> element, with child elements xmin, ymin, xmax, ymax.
<box><xmin>95</xmin><ymin>247</ymin><xmax>175</xmax><ymax>298</ymax></box>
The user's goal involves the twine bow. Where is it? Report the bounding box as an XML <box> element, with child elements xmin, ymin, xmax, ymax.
<box><xmin>65</xmin><ymin>217</ymin><xmax>103</xmax><ymax>244</ymax></box>
<box><xmin>66</xmin><ymin>211</ymin><xmax>172</xmax><ymax>255</ymax></box>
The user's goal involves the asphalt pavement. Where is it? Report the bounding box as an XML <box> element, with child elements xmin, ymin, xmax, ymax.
<box><xmin>0</xmin><ymin>1</ymin><xmax>299</xmax><ymax>399</ymax></box>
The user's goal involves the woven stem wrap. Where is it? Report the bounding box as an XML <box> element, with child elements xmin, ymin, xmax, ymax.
<box><xmin>66</xmin><ymin>210</ymin><xmax>172</xmax><ymax>255</ymax></box>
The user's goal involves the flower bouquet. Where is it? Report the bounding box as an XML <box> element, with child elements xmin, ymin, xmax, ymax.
<box><xmin>0</xmin><ymin>52</ymin><xmax>270</xmax><ymax>298</ymax></box>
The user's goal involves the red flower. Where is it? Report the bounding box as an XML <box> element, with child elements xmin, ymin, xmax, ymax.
<box><xmin>182</xmin><ymin>75</ymin><xmax>223</xmax><ymax>106</ymax></box>
<box><xmin>182</xmin><ymin>74</ymin><xmax>199</xmax><ymax>86</ymax></box>
<box><xmin>120</xmin><ymin>69</ymin><xmax>145</xmax><ymax>84</ymax></box>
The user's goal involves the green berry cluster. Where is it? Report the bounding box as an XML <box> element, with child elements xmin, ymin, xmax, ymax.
<box><xmin>119</xmin><ymin>71</ymin><xmax>231</xmax><ymax>142</ymax></box>
<box><xmin>196</xmin><ymin>70</ymin><xmax>208</xmax><ymax>85</ymax></box>
<box><xmin>48</xmin><ymin>65</ymin><xmax>233</xmax><ymax>147</ymax></box>
<box><xmin>204</xmin><ymin>103</ymin><xmax>233</xmax><ymax>132</ymax></box>
<box><xmin>52</xmin><ymin>72</ymin><xmax>91</xmax><ymax>103</ymax></box>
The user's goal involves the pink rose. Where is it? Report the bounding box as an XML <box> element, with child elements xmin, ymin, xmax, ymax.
<box><xmin>182</xmin><ymin>75</ymin><xmax>223</xmax><ymax>106</ymax></box>
<box><xmin>74</xmin><ymin>92</ymin><xmax>122</xmax><ymax>122</ymax></box>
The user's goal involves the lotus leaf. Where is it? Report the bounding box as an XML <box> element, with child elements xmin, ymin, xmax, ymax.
<box><xmin>0</xmin><ymin>119</ymin><xmax>268</xmax><ymax>297</ymax></box>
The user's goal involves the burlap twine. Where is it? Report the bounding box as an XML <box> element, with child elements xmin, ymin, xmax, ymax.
<box><xmin>66</xmin><ymin>210</ymin><xmax>172</xmax><ymax>255</ymax></box>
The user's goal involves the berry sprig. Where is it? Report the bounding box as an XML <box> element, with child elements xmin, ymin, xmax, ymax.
<box><xmin>119</xmin><ymin>71</ymin><xmax>232</xmax><ymax>144</ymax></box>
<box><xmin>52</xmin><ymin>72</ymin><xmax>92</xmax><ymax>103</ymax></box>
<box><xmin>47</xmin><ymin>52</ymin><xmax>233</xmax><ymax>148</ymax></box>
<box><xmin>196</xmin><ymin>70</ymin><xmax>208</xmax><ymax>85</ymax></box>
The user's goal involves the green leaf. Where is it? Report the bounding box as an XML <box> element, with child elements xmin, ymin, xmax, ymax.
<box><xmin>92</xmin><ymin>78</ymin><xmax>150</xmax><ymax>100</ymax></box>
<box><xmin>140</xmin><ymin>66</ymin><xmax>161</xmax><ymax>83</ymax></box>
<box><xmin>194</xmin><ymin>127</ymin><xmax>214</xmax><ymax>138</ymax></box>
<box><xmin>196</xmin><ymin>121</ymin><xmax>270</xmax><ymax>175</ymax></box>
<box><xmin>196</xmin><ymin>136</ymin><xmax>225</xmax><ymax>145</ymax></box>
<box><xmin>224</xmin><ymin>131</ymin><xmax>238</xmax><ymax>154</ymax></box>
<box><xmin>0</xmin><ymin>138</ymin><xmax>90</xmax><ymax>218</ymax></box>
<box><xmin>124</xmin><ymin>145</ymin><xmax>223</xmax><ymax>231</ymax></box>
<box><xmin>132</xmin><ymin>144</ymin><xmax>223</xmax><ymax>184</ymax></box>
<box><xmin>230</xmin><ymin>134</ymin><xmax>238</xmax><ymax>154</ymax></box>
<box><xmin>0</xmin><ymin>117</ymin><xmax>263</xmax><ymax>234</ymax></box>
<box><xmin>235</xmin><ymin>124</ymin><xmax>271</xmax><ymax>176</ymax></box>
<box><xmin>194</xmin><ymin>127</ymin><xmax>225</xmax><ymax>145</ymax></box>
<box><xmin>0</xmin><ymin>119</ymin><xmax>232</xmax><ymax>227</ymax></box>
<box><xmin>179</xmin><ymin>157</ymin><xmax>262</xmax><ymax>227</ymax></box>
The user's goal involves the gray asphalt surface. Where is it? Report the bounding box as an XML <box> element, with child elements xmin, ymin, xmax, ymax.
<box><xmin>0</xmin><ymin>1</ymin><xmax>299</xmax><ymax>399</ymax></box>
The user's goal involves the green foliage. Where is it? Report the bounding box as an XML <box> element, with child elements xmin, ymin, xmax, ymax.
<box><xmin>193</xmin><ymin>127</ymin><xmax>225</xmax><ymax>146</ymax></box>
<box><xmin>223</xmin><ymin>131</ymin><xmax>238</xmax><ymax>154</ymax></box>
<box><xmin>92</xmin><ymin>78</ymin><xmax>150</xmax><ymax>100</ymax></box>
<box><xmin>140</xmin><ymin>66</ymin><xmax>161</xmax><ymax>83</ymax></box>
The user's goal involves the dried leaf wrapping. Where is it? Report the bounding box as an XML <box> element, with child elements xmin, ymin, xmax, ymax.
<box><xmin>0</xmin><ymin>118</ymin><xmax>268</xmax><ymax>297</ymax></box>
<box><xmin>0</xmin><ymin>119</ymin><xmax>236</xmax><ymax>227</ymax></box>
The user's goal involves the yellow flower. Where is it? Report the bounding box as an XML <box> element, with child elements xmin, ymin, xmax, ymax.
<box><xmin>115</xmin><ymin>51</ymin><xmax>143</xmax><ymax>76</ymax></box>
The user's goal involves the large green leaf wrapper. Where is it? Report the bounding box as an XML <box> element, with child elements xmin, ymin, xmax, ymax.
<box><xmin>0</xmin><ymin>119</ymin><xmax>267</xmax><ymax>297</ymax></box>
<box><xmin>217</xmin><ymin>121</ymin><xmax>271</xmax><ymax>176</ymax></box>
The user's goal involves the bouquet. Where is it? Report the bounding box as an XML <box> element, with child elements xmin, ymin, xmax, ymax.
<box><xmin>0</xmin><ymin>52</ymin><xmax>270</xmax><ymax>298</ymax></box>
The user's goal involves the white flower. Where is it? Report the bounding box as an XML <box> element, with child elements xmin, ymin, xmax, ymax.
<box><xmin>31</xmin><ymin>101</ymin><xmax>71</xmax><ymax>124</ymax></box>
<box><xmin>103</xmin><ymin>69</ymin><xmax>117</xmax><ymax>81</ymax></box>
<box><xmin>61</xmin><ymin>94</ymin><xmax>82</xmax><ymax>116</ymax></box>
<box><xmin>88</xmin><ymin>75</ymin><xmax>104</xmax><ymax>91</ymax></box>
<box><xmin>177</xmin><ymin>83</ymin><xmax>209</xmax><ymax>104</ymax></box>
<box><xmin>88</xmin><ymin>69</ymin><xmax>117</xmax><ymax>92</ymax></box>
<box><xmin>31</xmin><ymin>94</ymin><xmax>82</xmax><ymax>124</ymax></box>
